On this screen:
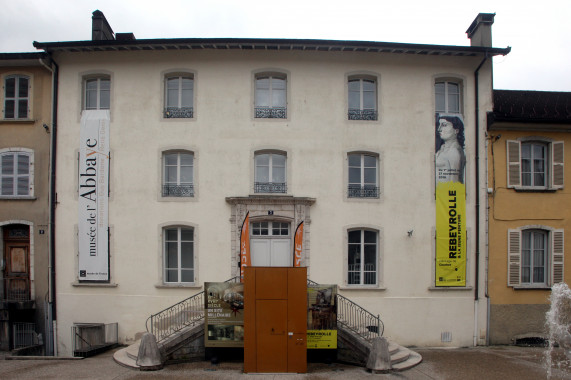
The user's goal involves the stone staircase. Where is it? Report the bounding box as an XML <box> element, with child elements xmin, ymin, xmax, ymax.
<box><xmin>113</xmin><ymin>323</ymin><xmax>204</xmax><ymax>368</ymax></box>
<box><xmin>337</xmin><ymin>323</ymin><xmax>422</xmax><ymax>372</ymax></box>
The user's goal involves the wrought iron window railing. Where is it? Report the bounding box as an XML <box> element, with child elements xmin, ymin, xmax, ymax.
<box><xmin>162</xmin><ymin>184</ymin><xmax>194</xmax><ymax>197</ymax></box>
<box><xmin>348</xmin><ymin>185</ymin><xmax>379</xmax><ymax>198</ymax></box>
<box><xmin>348</xmin><ymin>109</ymin><xmax>378</xmax><ymax>121</ymax></box>
<box><xmin>255</xmin><ymin>107</ymin><xmax>287</xmax><ymax>119</ymax></box>
<box><xmin>4</xmin><ymin>278</ymin><xmax>30</xmax><ymax>301</ymax></box>
<box><xmin>164</xmin><ymin>107</ymin><xmax>193</xmax><ymax>118</ymax></box>
<box><xmin>254</xmin><ymin>182</ymin><xmax>287</xmax><ymax>194</ymax></box>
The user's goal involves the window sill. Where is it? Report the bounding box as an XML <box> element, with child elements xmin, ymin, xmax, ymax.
<box><xmin>339</xmin><ymin>285</ymin><xmax>386</xmax><ymax>291</ymax></box>
<box><xmin>428</xmin><ymin>286</ymin><xmax>473</xmax><ymax>291</ymax></box>
<box><xmin>513</xmin><ymin>187</ymin><xmax>558</xmax><ymax>193</ymax></box>
<box><xmin>0</xmin><ymin>119</ymin><xmax>35</xmax><ymax>124</ymax></box>
<box><xmin>155</xmin><ymin>283</ymin><xmax>202</xmax><ymax>289</ymax></box>
<box><xmin>72</xmin><ymin>282</ymin><xmax>118</xmax><ymax>287</ymax></box>
<box><xmin>158</xmin><ymin>196</ymin><xmax>196</xmax><ymax>202</ymax></box>
<box><xmin>0</xmin><ymin>196</ymin><xmax>36</xmax><ymax>201</ymax></box>
<box><xmin>512</xmin><ymin>285</ymin><xmax>551</xmax><ymax>290</ymax></box>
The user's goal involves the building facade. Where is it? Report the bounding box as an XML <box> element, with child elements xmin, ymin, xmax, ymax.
<box><xmin>0</xmin><ymin>53</ymin><xmax>54</xmax><ymax>352</ymax></box>
<box><xmin>35</xmin><ymin>12</ymin><xmax>510</xmax><ymax>355</ymax></box>
<box><xmin>487</xmin><ymin>90</ymin><xmax>571</xmax><ymax>344</ymax></box>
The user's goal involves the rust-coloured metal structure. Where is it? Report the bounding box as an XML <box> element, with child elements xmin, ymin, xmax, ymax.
<box><xmin>244</xmin><ymin>267</ymin><xmax>307</xmax><ymax>373</ymax></box>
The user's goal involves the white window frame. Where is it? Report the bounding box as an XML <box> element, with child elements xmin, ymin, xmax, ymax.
<box><xmin>254</xmin><ymin>73</ymin><xmax>287</xmax><ymax>119</ymax></box>
<box><xmin>0</xmin><ymin>148</ymin><xmax>34</xmax><ymax>199</ymax></box>
<box><xmin>347</xmin><ymin>153</ymin><xmax>379</xmax><ymax>198</ymax></box>
<box><xmin>3</xmin><ymin>74</ymin><xmax>30</xmax><ymax>120</ymax></box>
<box><xmin>506</xmin><ymin>139</ymin><xmax>564</xmax><ymax>190</ymax></box>
<box><xmin>164</xmin><ymin>74</ymin><xmax>194</xmax><ymax>118</ymax></box>
<box><xmin>346</xmin><ymin>228</ymin><xmax>380</xmax><ymax>287</ymax></box>
<box><xmin>508</xmin><ymin>227</ymin><xmax>564</xmax><ymax>288</ymax></box>
<box><xmin>348</xmin><ymin>76</ymin><xmax>378</xmax><ymax>120</ymax></box>
<box><xmin>163</xmin><ymin>226</ymin><xmax>195</xmax><ymax>284</ymax></box>
<box><xmin>435</xmin><ymin>80</ymin><xmax>462</xmax><ymax>115</ymax></box>
<box><xmin>83</xmin><ymin>75</ymin><xmax>110</xmax><ymax>110</ymax></box>
<box><xmin>254</xmin><ymin>151</ymin><xmax>287</xmax><ymax>194</ymax></box>
<box><xmin>162</xmin><ymin>151</ymin><xmax>194</xmax><ymax>198</ymax></box>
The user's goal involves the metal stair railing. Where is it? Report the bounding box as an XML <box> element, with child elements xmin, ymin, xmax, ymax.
<box><xmin>308</xmin><ymin>279</ymin><xmax>384</xmax><ymax>341</ymax></box>
<box><xmin>146</xmin><ymin>276</ymin><xmax>241</xmax><ymax>343</ymax></box>
<box><xmin>146</xmin><ymin>276</ymin><xmax>383</xmax><ymax>344</ymax></box>
<box><xmin>336</xmin><ymin>293</ymin><xmax>384</xmax><ymax>341</ymax></box>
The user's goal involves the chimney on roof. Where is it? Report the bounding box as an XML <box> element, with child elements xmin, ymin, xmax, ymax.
<box><xmin>466</xmin><ymin>13</ymin><xmax>495</xmax><ymax>47</ymax></box>
<box><xmin>92</xmin><ymin>10</ymin><xmax>115</xmax><ymax>41</ymax></box>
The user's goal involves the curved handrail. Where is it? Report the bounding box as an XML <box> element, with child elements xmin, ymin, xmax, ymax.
<box><xmin>335</xmin><ymin>293</ymin><xmax>384</xmax><ymax>339</ymax></box>
<box><xmin>146</xmin><ymin>277</ymin><xmax>383</xmax><ymax>343</ymax></box>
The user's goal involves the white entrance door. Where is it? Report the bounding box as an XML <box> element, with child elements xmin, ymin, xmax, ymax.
<box><xmin>250</xmin><ymin>222</ymin><xmax>292</xmax><ymax>267</ymax></box>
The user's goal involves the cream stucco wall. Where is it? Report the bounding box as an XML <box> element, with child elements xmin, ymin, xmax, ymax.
<box><xmin>53</xmin><ymin>48</ymin><xmax>492</xmax><ymax>354</ymax></box>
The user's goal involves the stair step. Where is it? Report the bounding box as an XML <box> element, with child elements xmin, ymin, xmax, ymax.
<box><xmin>125</xmin><ymin>341</ymin><xmax>140</xmax><ymax>361</ymax></box>
<box><xmin>388</xmin><ymin>341</ymin><xmax>400</xmax><ymax>355</ymax></box>
<box><xmin>390</xmin><ymin>347</ymin><xmax>411</xmax><ymax>365</ymax></box>
<box><xmin>113</xmin><ymin>345</ymin><xmax>140</xmax><ymax>369</ymax></box>
<box><xmin>391</xmin><ymin>351</ymin><xmax>423</xmax><ymax>371</ymax></box>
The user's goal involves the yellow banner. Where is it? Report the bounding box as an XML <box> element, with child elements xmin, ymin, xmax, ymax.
<box><xmin>435</xmin><ymin>182</ymin><xmax>466</xmax><ymax>286</ymax></box>
<box><xmin>307</xmin><ymin>330</ymin><xmax>337</xmax><ymax>349</ymax></box>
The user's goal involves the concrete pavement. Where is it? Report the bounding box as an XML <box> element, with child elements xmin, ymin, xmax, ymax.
<box><xmin>0</xmin><ymin>345</ymin><xmax>570</xmax><ymax>379</ymax></box>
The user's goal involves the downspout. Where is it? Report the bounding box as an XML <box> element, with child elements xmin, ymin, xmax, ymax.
<box><xmin>39</xmin><ymin>54</ymin><xmax>59</xmax><ymax>355</ymax></box>
<box><xmin>473</xmin><ymin>54</ymin><xmax>488</xmax><ymax>346</ymax></box>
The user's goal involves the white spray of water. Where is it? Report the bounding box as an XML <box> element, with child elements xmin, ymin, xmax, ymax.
<box><xmin>545</xmin><ymin>282</ymin><xmax>571</xmax><ymax>378</ymax></box>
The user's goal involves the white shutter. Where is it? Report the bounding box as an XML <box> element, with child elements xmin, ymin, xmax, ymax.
<box><xmin>507</xmin><ymin>229</ymin><xmax>521</xmax><ymax>286</ymax></box>
<box><xmin>506</xmin><ymin>140</ymin><xmax>521</xmax><ymax>188</ymax></box>
<box><xmin>551</xmin><ymin>141</ymin><xmax>564</xmax><ymax>189</ymax></box>
<box><xmin>551</xmin><ymin>229</ymin><xmax>564</xmax><ymax>285</ymax></box>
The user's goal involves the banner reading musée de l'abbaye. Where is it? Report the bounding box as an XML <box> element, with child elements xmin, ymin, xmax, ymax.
<box><xmin>78</xmin><ymin>110</ymin><xmax>110</xmax><ymax>281</ymax></box>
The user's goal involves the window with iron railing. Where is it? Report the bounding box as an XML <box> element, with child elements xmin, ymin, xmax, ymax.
<box><xmin>348</xmin><ymin>153</ymin><xmax>379</xmax><ymax>198</ymax></box>
<box><xmin>164</xmin><ymin>75</ymin><xmax>194</xmax><ymax>118</ymax></box>
<box><xmin>348</xmin><ymin>77</ymin><xmax>377</xmax><ymax>121</ymax></box>
<box><xmin>254</xmin><ymin>152</ymin><xmax>286</xmax><ymax>193</ymax></box>
<box><xmin>162</xmin><ymin>152</ymin><xmax>194</xmax><ymax>197</ymax></box>
<box><xmin>255</xmin><ymin>74</ymin><xmax>287</xmax><ymax>119</ymax></box>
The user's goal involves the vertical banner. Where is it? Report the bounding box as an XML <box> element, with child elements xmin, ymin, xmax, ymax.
<box><xmin>435</xmin><ymin>114</ymin><xmax>466</xmax><ymax>286</ymax></box>
<box><xmin>307</xmin><ymin>285</ymin><xmax>337</xmax><ymax>349</ymax></box>
<box><xmin>293</xmin><ymin>221</ymin><xmax>304</xmax><ymax>267</ymax></box>
<box><xmin>239</xmin><ymin>212</ymin><xmax>250</xmax><ymax>282</ymax></box>
<box><xmin>205</xmin><ymin>282</ymin><xmax>244</xmax><ymax>347</ymax></box>
<box><xmin>78</xmin><ymin>110</ymin><xmax>110</xmax><ymax>281</ymax></box>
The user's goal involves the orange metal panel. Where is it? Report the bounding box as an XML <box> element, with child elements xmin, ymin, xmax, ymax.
<box><xmin>243</xmin><ymin>267</ymin><xmax>257</xmax><ymax>372</ymax></box>
<box><xmin>256</xmin><ymin>299</ymin><xmax>288</xmax><ymax>372</ymax></box>
<box><xmin>287</xmin><ymin>267</ymin><xmax>307</xmax><ymax>373</ymax></box>
<box><xmin>255</xmin><ymin>267</ymin><xmax>287</xmax><ymax>299</ymax></box>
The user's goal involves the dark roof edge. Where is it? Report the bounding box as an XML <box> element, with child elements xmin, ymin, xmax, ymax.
<box><xmin>0</xmin><ymin>52</ymin><xmax>48</xmax><ymax>60</ymax></box>
<box><xmin>487</xmin><ymin>112</ymin><xmax>571</xmax><ymax>129</ymax></box>
<box><xmin>32</xmin><ymin>37</ymin><xmax>511</xmax><ymax>56</ymax></box>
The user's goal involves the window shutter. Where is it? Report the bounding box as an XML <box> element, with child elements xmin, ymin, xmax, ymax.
<box><xmin>506</xmin><ymin>140</ymin><xmax>521</xmax><ymax>188</ymax></box>
<box><xmin>551</xmin><ymin>141</ymin><xmax>564</xmax><ymax>189</ymax></box>
<box><xmin>507</xmin><ymin>229</ymin><xmax>521</xmax><ymax>286</ymax></box>
<box><xmin>551</xmin><ymin>229</ymin><xmax>564</xmax><ymax>285</ymax></box>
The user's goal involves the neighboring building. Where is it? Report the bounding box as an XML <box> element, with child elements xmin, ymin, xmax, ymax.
<box><xmin>487</xmin><ymin>90</ymin><xmax>571</xmax><ymax>344</ymax></box>
<box><xmin>34</xmin><ymin>11</ymin><xmax>510</xmax><ymax>355</ymax></box>
<box><xmin>0</xmin><ymin>53</ymin><xmax>54</xmax><ymax>353</ymax></box>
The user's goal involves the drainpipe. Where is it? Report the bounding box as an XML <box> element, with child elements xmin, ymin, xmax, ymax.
<box><xmin>473</xmin><ymin>55</ymin><xmax>488</xmax><ymax>346</ymax></box>
<box><xmin>39</xmin><ymin>54</ymin><xmax>59</xmax><ymax>356</ymax></box>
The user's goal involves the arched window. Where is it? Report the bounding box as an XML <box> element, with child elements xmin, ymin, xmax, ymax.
<box><xmin>347</xmin><ymin>152</ymin><xmax>379</xmax><ymax>198</ymax></box>
<box><xmin>164</xmin><ymin>74</ymin><xmax>194</xmax><ymax>118</ymax></box>
<box><xmin>254</xmin><ymin>151</ymin><xmax>287</xmax><ymax>193</ymax></box>
<box><xmin>254</xmin><ymin>73</ymin><xmax>287</xmax><ymax>118</ymax></box>
<box><xmin>348</xmin><ymin>76</ymin><xmax>377</xmax><ymax>120</ymax></box>
<box><xmin>508</xmin><ymin>227</ymin><xmax>564</xmax><ymax>287</ymax></box>
<box><xmin>347</xmin><ymin>228</ymin><xmax>378</xmax><ymax>285</ymax></box>
<box><xmin>1</xmin><ymin>149</ymin><xmax>33</xmax><ymax>197</ymax></box>
<box><xmin>162</xmin><ymin>151</ymin><xmax>194</xmax><ymax>197</ymax></box>
<box><xmin>83</xmin><ymin>75</ymin><xmax>110</xmax><ymax>110</ymax></box>
<box><xmin>435</xmin><ymin>80</ymin><xmax>461</xmax><ymax>114</ymax></box>
<box><xmin>163</xmin><ymin>226</ymin><xmax>195</xmax><ymax>283</ymax></box>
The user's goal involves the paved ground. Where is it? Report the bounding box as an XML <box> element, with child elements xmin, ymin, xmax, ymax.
<box><xmin>0</xmin><ymin>345</ymin><xmax>570</xmax><ymax>379</ymax></box>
